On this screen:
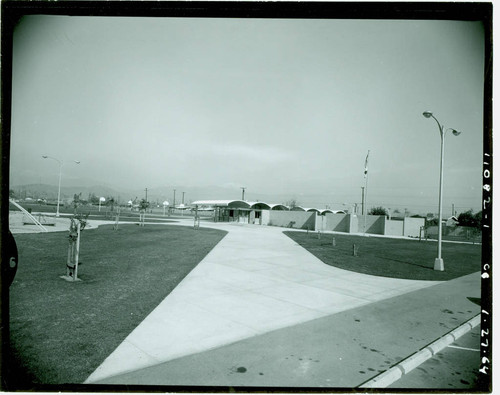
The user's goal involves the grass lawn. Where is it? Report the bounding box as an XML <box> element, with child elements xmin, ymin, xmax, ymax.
<box><xmin>284</xmin><ymin>231</ymin><xmax>481</xmax><ymax>281</ymax></box>
<box><xmin>6</xmin><ymin>224</ymin><xmax>227</xmax><ymax>389</ymax></box>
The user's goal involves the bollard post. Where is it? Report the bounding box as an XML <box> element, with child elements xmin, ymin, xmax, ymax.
<box><xmin>332</xmin><ymin>237</ymin><xmax>336</xmax><ymax>247</ymax></box>
<box><xmin>317</xmin><ymin>231</ymin><xmax>321</xmax><ymax>239</ymax></box>
<box><xmin>352</xmin><ymin>243</ymin><xmax>358</xmax><ymax>257</ymax></box>
<box><xmin>113</xmin><ymin>208</ymin><xmax>120</xmax><ymax>230</ymax></box>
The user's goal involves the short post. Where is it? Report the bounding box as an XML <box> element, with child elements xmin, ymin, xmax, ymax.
<box><xmin>113</xmin><ymin>207</ymin><xmax>120</xmax><ymax>230</ymax></box>
<box><xmin>352</xmin><ymin>243</ymin><xmax>358</xmax><ymax>257</ymax></box>
<box><xmin>194</xmin><ymin>206</ymin><xmax>200</xmax><ymax>229</ymax></box>
<box><xmin>317</xmin><ymin>230</ymin><xmax>321</xmax><ymax>239</ymax></box>
<box><xmin>332</xmin><ymin>237</ymin><xmax>336</xmax><ymax>247</ymax></box>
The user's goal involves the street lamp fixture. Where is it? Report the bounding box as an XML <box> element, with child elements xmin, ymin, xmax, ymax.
<box><xmin>42</xmin><ymin>155</ymin><xmax>80</xmax><ymax>217</ymax></box>
<box><xmin>422</xmin><ymin>111</ymin><xmax>461</xmax><ymax>271</ymax></box>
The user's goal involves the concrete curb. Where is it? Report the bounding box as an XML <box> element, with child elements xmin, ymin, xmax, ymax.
<box><xmin>359</xmin><ymin>314</ymin><xmax>481</xmax><ymax>388</ymax></box>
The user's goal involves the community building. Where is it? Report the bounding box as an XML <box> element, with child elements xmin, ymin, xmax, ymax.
<box><xmin>191</xmin><ymin>199</ymin><xmax>424</xmax><ymax>238</ymax></box>
<box><xmin>192</xmin><ymin>200</ymin><xmax>289</xmax><ymax>224</ymax></box>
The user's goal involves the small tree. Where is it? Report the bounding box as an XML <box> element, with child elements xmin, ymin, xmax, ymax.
<box><xmin>139</xmin><ymin>199</ymin><xmax>149</xmax><ymax>211</ymax></box>
<box><xmin>88</xmin><ymin>193</ymin><xmax>99</xmax><ymax>205</ymax></box>
<box><xmin>473</xmin><ymin>210</ymin><xmax>483</xmax><ymax>229</ymax></box>
<box><xmin>426</xmin><ymin>218</ymin><xmax>439</xmax><ymax>227</ymax></box>
<box><xmin>106</xmin><ymin>197</ymin><xmax>115</xmax><ymax>212</ymax></box>
<box><xmin>368</xmin><ymin>206</ymin><xmax>388</xmax><ymax>216</ymax></box>
<box><xmin>138</xmin><ymin>199</ymin><xmax>149</xmax><ymax>227</ymax></box>
<box><xmin>458</xmin><ymin>209</ymin><xmax>482</xmax><ymax>229</ymax></box>
<box><xmin>72</xmin><ymin>193</ymin><xmax>83</xmax><ymax>213</ymax></box>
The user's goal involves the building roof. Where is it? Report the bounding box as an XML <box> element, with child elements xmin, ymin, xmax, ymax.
<box><xmin>191</xmin><ymin>200</ymin><xmax>250</xmax><ymax>208</ymax></box>
<box><xmin>269</xmin><ymin>204</ymin><xmax>289</xmax><ymax>210</ymax></box>
<box><xmin>191</xmin><ymin>200</ymin><xmax>346</xmax><ymax>213</ymax></box>
<box><xmin>247</xmin><ymin>201</ymin><xmax>271</xmax><ymax>209</ymax></box>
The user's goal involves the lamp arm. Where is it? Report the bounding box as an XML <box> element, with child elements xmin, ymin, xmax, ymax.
<box><xmin>43</xmin><ymin>155</ymin><xmax>62</xmax><ymax>165</ymax></box>
<box><xmin>429</xmin><ymin>115</ymin><xmax>444</xmax><ymax>136</ymax></box>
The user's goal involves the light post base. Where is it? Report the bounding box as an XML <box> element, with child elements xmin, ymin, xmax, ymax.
<box><xmin>434</xmin><ymin>258</ymin><xmax>444</xmax><ymax>271</ymax></box>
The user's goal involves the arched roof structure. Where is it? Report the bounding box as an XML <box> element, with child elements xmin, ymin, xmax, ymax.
<box><xmin>304</xmin><ymin>208</ymin><xmax>320</xmax><ymax>213</ymax></box>
<box><xmin>191</xmin><ymin>200</ymin><xmax>250</xmax><ymax>209</ymax></box>
<box><xmin>248</xmin><ymin>202</ymin><xmax>271</xmax><ymax>210</ymax></box>
<box><xmin>269</xmin><ymin>204</ymin><xmax>289</xmax><ymax>211</ymax></box>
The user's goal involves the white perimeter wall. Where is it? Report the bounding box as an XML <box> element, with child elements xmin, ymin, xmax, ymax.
<box><xmin>385</xmin><ymin>220</ymin><xmax>404</xmax><ymax>236</ymax></box>
<box><xmin>261</xmin><ymin>210</ymin><xmax>424</xmax><ymax>238</ymax></box>
<box><xmin>266</xmin><ymin>211</ymin><xmax>316</xmax><ymax>230</ymax></box>
<box><xmin>316</xmin><ymin>213</ymin><xmax>350</xmax><ymax>232</ymax></box>
<box><xmin>403</xmin><ymin>217</ymin><xmax>425</xmax><ymax>237</ymax></box>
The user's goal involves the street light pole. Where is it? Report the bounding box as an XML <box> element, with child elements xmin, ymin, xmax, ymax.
<box><xmin>241</xmin><ymin>187</ymin><xmax>246</xmax><ymax>200</ymax></box>
<box><xmin>42</xmin><ymin>155</ymin><xmax>80</xmax><ymax>217</ymax></box>
<box><xmin>422</xmin><ymin>111</ymin><xmax>461</xmax><ymax>271</ymax></box>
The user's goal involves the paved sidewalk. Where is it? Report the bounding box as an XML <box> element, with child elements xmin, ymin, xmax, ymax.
<box><xmin>92</xmin><ymin>272</ymin><xmax>480</xmax><ymax>388</ymax></box>
<box><xmin>85</xmin><ymin>221</ymin><xmax>443</xmax><ymax>384</ymax></box>
<box><xmin>9</xmin><ymin>211</ymin><xmax>118</xmax><ymax>234</ymax></box>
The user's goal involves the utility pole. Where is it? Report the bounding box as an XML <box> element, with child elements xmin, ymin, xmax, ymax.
<box><xmin>182</xmin><ymin>192</ymin><xmax>185</xmax><ymax>205</ymax></box>
<box><xmin>241</xmin><ymin>187</ymin><xmax>246</xmax><ymax>200</ymax></box>
<box><xmin>173</xmin><ymin>189</ymin><xmax>176</xmax><ymax>208</ymax></box>
<box><xmin>361</xmin><ymin>187</ymin><xmax>365</xmax><ymax>215</ymax></box>
<box><xmin>145</xmin><ymin>188</ymin><xmax>148</xmax><ymax>202</ymax></box>
<box><xmin>452</xmin><ymin>203</ymin><xmax>455</xmax><ymax>217</ymax></box>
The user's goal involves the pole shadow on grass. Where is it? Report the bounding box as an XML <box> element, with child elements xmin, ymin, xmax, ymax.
<box><xmin>371</xmin><ymin>255</ymin><xmax>432</xmax><ymax>270</ymax></box>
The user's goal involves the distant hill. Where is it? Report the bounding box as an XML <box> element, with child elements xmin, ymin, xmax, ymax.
<box><xmin>10</xmin><ymin>183</ymin><xmax>344</xmax><ymax>210</ymax></box>
<box><xmin>11</xmin><ymin>183</ymin><xmax>306</xmax><ymax>206</ymax></box>
<box><xmin>10</xmin><ymin>184</ymin><xmax>126</xmax><ymax>202</ymax></box>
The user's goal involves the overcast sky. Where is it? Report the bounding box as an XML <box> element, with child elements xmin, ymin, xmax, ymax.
<box><xmin>9</xmin><ymin>15</ymin><xmax>485</xmax><ymax>213</ymax></box>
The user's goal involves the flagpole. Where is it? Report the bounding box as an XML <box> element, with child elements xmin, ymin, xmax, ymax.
<box><xmin>363</xmin><ymin>150</ymin><xmax>370</xmax><ymax>234</ymax></box>
<box><xmin>364</xmin><ymin>172</ymin><xmax>368</xmax><ymax>233</ymax></box>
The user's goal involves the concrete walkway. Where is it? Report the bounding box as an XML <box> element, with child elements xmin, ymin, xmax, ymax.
<box><xmin>84</xmin><ymin>220</ymin><xmax>441</xmax><ymax>384</ymax></box>
<box><xmin>8</xmin><ymin>211</ymin><xmax>115</xmax><ymax>234</ymax></box>
<box><xmin>93</xmin><ymin>272</ymin><xmax>480</xmax><ymax>388</ymax></box>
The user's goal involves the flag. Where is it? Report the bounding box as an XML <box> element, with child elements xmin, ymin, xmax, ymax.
<box><xmin>364</xmin><ymin>150</ymin><xmax>370</xmax><ymax>178</ymax></box>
